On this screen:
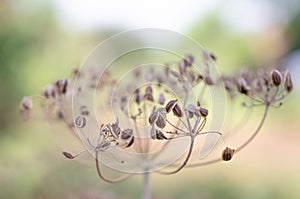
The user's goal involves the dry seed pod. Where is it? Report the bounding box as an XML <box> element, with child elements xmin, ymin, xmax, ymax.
<box><xmin>62</xmin><ymin>151</ymin><xmax>75</xmax><ymax>159</ymax></box>
<box><xmin>158</xmin><ymin>93</ymin><xmax>166</xmax><ymax>105</ymax></box>
<box><xmin>178</xmin><ymin>60</ymin><xmax>187</xmax><ymax>74</ymax></box>
<box><xmin>237</xmin><ymin>78</ymin><xmax>250</xmax><ymax>95</ymax></box>
<box><xmin>56</xmin><ymin>79</ymin><xmax>68</xmax><ymax>94</ymax></box>
<box><xmin>166</xmin><ymin>99</ymin><xmax>178</xmax><ymax>113</ymax></box>
<box><xmin>210</xmin><ymin>53</ymin><xmax>217</xmax><ymax>61</ymax></box>
<box><xmin>120</xmin><ymin>129</ymin><xmax>133</xmax><ymax>140</ymax></box>
<box><xmin>74</xmin><ymin>115</ymin><xmax>87</xmax><ymax>128</ymax></box>
<box><xmin>148</xmin><ymin>111</ymin><xmax>158</xmax><ymax>125</ymax></box>
<box><xmin>145</xmin><ymin>85</ymin><xmax>153</xmax><ymax>94</ymax></box>
<box><xmin>172</xmin><ymin>104</ymin><xmax>183</xmax><ymax>117</ymax></box>
<box><xmin>135</xmin><ymin>92</ymin><xmax>142</xmax><ymax>104</ymax></box>
<box><xmin>99</xmin><ymin>140</ymin><xmax>111</xmax><ymax>151</ymax></box>
<box><xmin>284</xmin><ymin>70</ymin><xmax>293</xmax><ymax>92</ymax></box>
<box><xmin>184</xmin><ymin>54</ymin><xmax>194</xmax><ymax>66</ymax></box>
<box><xmin>270</xmin><ymin>70</ymin><xmax>282</xmax><ymax>87</ymax></box>
<box><xmin>43</xmin><ymin>85</ymin><xmax>56</xmax><ymax>99</ymax></box>
<box><xmin>144</xmin><ymin>93</ymin><xmax>154</xmax><ymax>101</ymax></box>
<box><xmin>110</xmin><ymin>123</ymin><xmax>121</xmax><ymax>139</ymax></box>
<box><xmin>80</xmin><ymin>105</ymin><xmax>89</xmax><ymax>116</ymax></box>
<box><xmin>222</xmin><ymin>147</ymin><xmax>235</xmax><ymax>161</ymax></box>
<box><xmin>150</xmin><ymin>126</ymin><xmax>156</xmax><ymax>139</ymax></box>
<box><xmin>156</xmin><ymin>114</ymin><xmax>166</xmax><ymax>128</ymax></box>
<box><xmin>20</xmin><ymin>97</ymin><xmax>33</xmax><ymax>111</ymax></box>
<box><xmin>204</xmin><ymin>76</ymin><xmax>214</xmax><ymax>85</ymax></box>
<box><xmin>156</xmin><ymin>130</ymin><xmax>168</xmax><ymax>140</ymax></box>
<box><xmin>125</xmin><ymin>136</ymin><xmax>134</xmax><ymax>148</ymax></box>
<box><xmin>199</xmin><ymin>107</ymin><xmax>208</xmax><ymax>117</ymax></box>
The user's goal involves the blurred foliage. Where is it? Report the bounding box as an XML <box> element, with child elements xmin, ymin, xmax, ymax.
<box><xmin>0</xmin><ymin>1</ymin><xmax>52</xmax><ymax>128</ymax></box>
<box><xmin>188</xmin><ymin>15</ymin><xmax>256</xmax><ymax>72</ymax></box>
<box><xmin>287</xmin><ymin>12</ymin><xmax>300</xmax><ymax>52</ymax></box>
<box><xmin>0</xmin><ymin>0</ymin><xmax>300</xmax><ymax>199</ymax></box>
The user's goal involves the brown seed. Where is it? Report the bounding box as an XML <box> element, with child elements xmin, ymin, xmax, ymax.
<box><xmin>120</xmin><ymin>129</ymin><xmax>133</xmax><ymax>140</ymax></box>
<box><xmin>184</xmin><ymin>54</ymin><xmax>194</xmax><ymax>66</ymax></box>
<box><xmin>43</xmin><ymin>85</ymin><xmax>56</xmax><ymax>99</ymax></box>
<box><xmin>237</xmin><ymin>78</ymin><xmax>250</xmax><ymax>95</ymax></box>
<box><xmin>145</xmin><ymin>85</ymin><xmax>153</xmax><ymax>94</ymax></box>
<box><xmin>135</xmin><ymin>92</ymin><xmax>142</xmax><ymax>104</ymax></box>
<box><xmin>150</xmin><ymin>126</ymin><xmax>156</xmax><ymax>139</ymax></box>
<box><xmin>172</xmin><ymin>104</ymin><xmax>183</xmax><ymax>117</ymax></box>
<box><xmin>156</xmin><ymin>114</ymin><xmax>166</xmax><ymax>128</ymax></box>
<box><xmin>144</xmin><ymin>93</ymin><xmax>154</xmax><ymax>101</ymax></box>
<box><xmin>62</xmin><ymin>151</ymin><xmax>75</xmax><ymax>159</ymax></box>
<box><xmin>156</xmin><ymin>130</ymin><xmax>168</xmax><ymax>140</ymax></box>
<box><xmin>126</xmin><ymin>136</ymin><xmax>134</xmax><ymax>148</ymax></box>
<box><xmin>222</xmin><ymin>147</ymin><xmax>235</xmax><ymax>161</ymax></box>
<box><xmin>166</xmin><ymin>99</ymin><xmax>178</xmax><ymax>113</ymax></box>
<box><xmin>158</xmin><ymin>93</ymin><xmax>166</xmax><ymax>105</ymax></box>
<box><xmin>56</xmin><ymin>79</ymin><xmax>68</xmax><ymax>94</ymax></box>
<box><xmin>270</xmin><ymin>70</ymin><xmax>282</xmax><ymax>87</ymax></box>
<box><xmin>284</xmin><ymin>70</ymin><xmax>293</xmax><ymax>92</ymax></box>
<box><xmin>199</xmin><ymin>107</ymin><xmax>208</xmax><ymax>117</ymax></box>
<box><xmin>210</xmin><ymin>53</ymin><xmax>217</xmax><ymax>61</ymax></box>
<box><xmin>149</xmin><ymin>111</ymin><xmax>158</xmax><ymax>125</ymax></box>
<box><xmin>204</xmin><ymin>76</ymin><xmax>214</xmax><ymax>85</ymax></box>
<box><xmin>178</xmin><ymin>60</ymin><xmax>187</xmax><ymax>74</ymax></box>
<box><xmin>80</xmin><ymin>105</ymin><xmax>89</xmax><ymax>116</ymax></box>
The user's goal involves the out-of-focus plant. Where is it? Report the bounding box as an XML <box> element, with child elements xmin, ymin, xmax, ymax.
<box><xmin>20</xmin><ymin>46</ymin><xmax>293</xmax><ymax>199</ymax></box>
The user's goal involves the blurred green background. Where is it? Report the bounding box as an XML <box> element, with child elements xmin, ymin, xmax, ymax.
<box><xmin>1</xmin><ymin>0</ymin><xmax>300</xmax><ymax>198</ymax></box>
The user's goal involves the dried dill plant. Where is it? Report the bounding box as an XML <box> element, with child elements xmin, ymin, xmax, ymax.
<box><xmin>20</xmin><ymin>50</ymin><xmax>293</xmax><ymax>199</ymax></box>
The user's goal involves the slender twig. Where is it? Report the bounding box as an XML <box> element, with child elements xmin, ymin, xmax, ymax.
<box><xmin>95</xmin><ymin>150</ymin><xmax>131</xmax><ymax>183</ymax></box>
<box><xmin>156</xmin><ymin>137</ymin><xmax>195</xmax><ymax>174</ymax></box>
<box><xmin>142</xmin><ymin>171</ymin><xmax>151</xmax><ymax>199</ymax></box>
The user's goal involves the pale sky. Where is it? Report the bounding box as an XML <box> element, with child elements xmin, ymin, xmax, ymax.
<box><xmin>51</xmin><ymin>0</ymin><xmax>282</xmax><ymax>34</ymax></box>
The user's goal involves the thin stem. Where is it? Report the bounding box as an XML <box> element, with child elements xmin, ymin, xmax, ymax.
<box><xmin>235</xmin><ymin>104</ymin><xmax>269</xmax><ymax>152</ymax></box>
<box><xmin>95</xmin><ymin>151</ymin><xmax>131</xmax><ymax>183</ymax></box>
<box><xmin>142</xmin><ymin>171</ymin><xmax>151</xmax><ymax>199</ymax></box>
<box><xmin>166</xmin><ymin>119</ymin><xmax>188</xmax><ymax>133</ymax></box>
<box><xmin>157</xmin><ymin>136</ymin><xmax>195</xmax><ymax>174</ymax></box>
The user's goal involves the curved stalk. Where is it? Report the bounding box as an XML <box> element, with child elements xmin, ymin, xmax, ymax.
<box><xmin>95</xmin><ymin>151</ymin><xmax>131</xmax><ymax>183</ymax></box>
<box><xmin>156</xmin><ymin>137</ymin><xmax>195</xmax><ymax>174</ymax></box>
